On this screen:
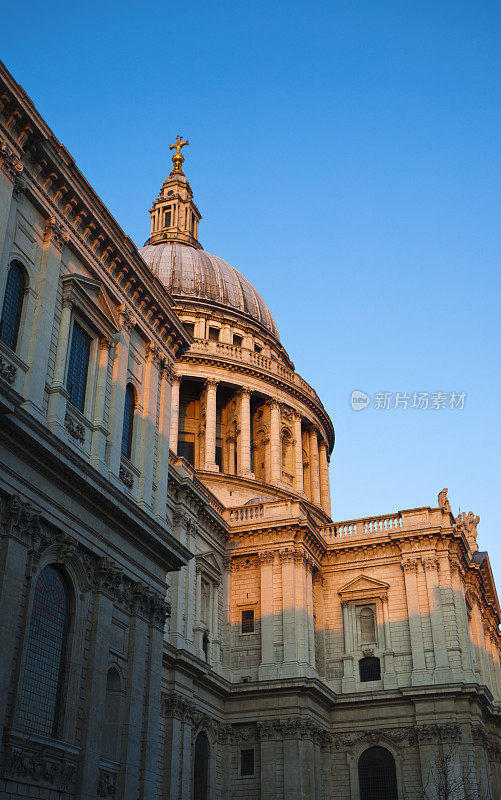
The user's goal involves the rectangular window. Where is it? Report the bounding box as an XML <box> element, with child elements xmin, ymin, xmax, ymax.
<box><xmin>254</xmin><ymin>343</ymin><xmax>262</xmax><ymax>353</ymax></box>
<box><xmin>164</xmin><ymin>207</ymin><xmax>172</xmax><ymax>227</ymax></box>
<box><xmin>208</xmin><ymin>326</ymin><xmax>220</xmax><ymax>342</ymax></box>
<box><xmin>183</xmin><ymin>321</ymin><xmax>195</xmax><ymax>337</ymax></box>
<box><xmin>240</xmin><ymin>749</ymin><xmax>254</xmax><ymax>777</ymax></box>
<box><xmin>233</xmin><ymin>334</ymin><xmax>243</xmax><ymax>347</ymax></box>
<box><xmin>66</xmin><ymin>322</ymin><xmax>91</xmax><ymax>413</ymax></box>
<box><xmin>241</xmin><ymin>609</ymin><xmax>254</xmax><ymax>634</ymax></box>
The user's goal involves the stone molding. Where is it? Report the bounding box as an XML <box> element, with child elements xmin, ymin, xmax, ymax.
<box><xmin>0</xmin><ymin>354</ymin><xmax>17</xmax><ymax>383</ymax></box>
<box><xmin>97</xmin><ymin>768</ymin><xmax>117</xmax><ymax>797</ymax></box>
<box><xmin>0</xmin><ymin>139</ymin><xmax>23</xmax><ymax>180</ymax></box>
<box><xmin>332</xmin><ymin>722</ymin><xmax>461</xmax><ymax>750</ymax></box>
<box><xmin>4</xmin><ymin>494</ymin><xmax>170</xmax><ymax>626</ymax></box>
<box><xmin>44</xmin><ymin>215</ymin><xmax>70</xmax><ymax>248</ymax></box>
<box><xmin>257</xmin><ymin>718</ymin><xmax>331</xmax><ymax>746</ymax></box>
<box><xmin>2</xmin><ymin>729</ymin><xmax>78</xmax><ymax>791</ymax></box>
<box><xmin>64</xmin><ymin>411</ymin><xmax>85</xmax><ymax>443</ymax></box>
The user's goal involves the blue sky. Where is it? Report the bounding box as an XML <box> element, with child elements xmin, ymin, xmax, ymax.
<box><xmin>3</xmin><ymin>1</ymin><xmax>501</xmax><ymax>580</ymax></box>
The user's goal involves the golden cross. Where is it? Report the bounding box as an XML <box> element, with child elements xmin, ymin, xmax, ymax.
<box><xmin>169</xmin><ymin>135</ymin><xmax>189</xmax><ymax>155</ymax></box>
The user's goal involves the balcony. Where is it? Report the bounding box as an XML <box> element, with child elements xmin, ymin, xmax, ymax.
<box><xmin>183</xmin><ymin>338</ymin><xmax>324</xmax><ymax>408</ymax></box>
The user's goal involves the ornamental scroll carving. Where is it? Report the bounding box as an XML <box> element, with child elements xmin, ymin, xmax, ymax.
<box><xmin>332</xmin><ymin>722</ymin><xmax>461</xmax><ymax>750</ymax></box>
<box><xmin>3</xmin><ymin>494</ymin><xmax>170</xmax><ymax>625</ymax></box>
<box><xmin>0</xmin><ymin>354</ymin><xmax>17</xmax><ymax>383</ymax></box>
<box><xmin>64</xmin><ymin>412</ymin><xmax>85</xmax><ymax>443</ymax></box>
<box><xmin>97</xmin><ymin>768</ymin><xmax>117</xmax><ymax>797</ymax></box>
<box><xmin>0</xmin><ymin>140</ymin><xmax>23</xmax><ymax>180</ymax></box>
<box><xmin>3</xmin><ymin>743</ymin><xmax>76</xmax><ymax>790</ymax></box>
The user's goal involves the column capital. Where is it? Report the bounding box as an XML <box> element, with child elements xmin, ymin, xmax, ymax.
<box><xmin>145</xmin><ymin>341</ymin><xmax>163</xmax><ymax>366</ymax></box>
<box><xmin>423</xmin><ymin>556</ymin><xmax>439</xmax><ymax>571</ymax></box>
<box><xmin>267</xmin><ymin>397</ymin><xmax>280</xmax><ymax>410</ymax></box>
<box><xmin>116</xmin><ymin>303</ymin><xmax>136</xmax><ymax>332</ymax></box>
<box><xmin>259</xmin><ymin>550</ymin><xmax>275</xmax><ymax>564</ymax></box>
<box><xmin>236</xmin><ymin>386</ymin><xmax>252</xmax><ymax>399</ymax></box>
<box><xmin>44</xmin><ymin>215</ymin><xmax>70</xmax><ymax>249</ymax></box>
<box><xmin>205</xmin><ymin>377</ymin><xmax>219</xmax><ymax>390</ymax></box>
<box><xmin>99</xmin><ymin>336</ymin><xmax>114</xmax><ymax>351</ymax></box>
<box><xmin>402</xmin><ymin>558</ymin><xmax>418</xmax><ymax>573</ymax></box>
<box><xmin>318</xmin><ymin>438</ymin><xmax>329</xmax><ymax>451</ymax></box>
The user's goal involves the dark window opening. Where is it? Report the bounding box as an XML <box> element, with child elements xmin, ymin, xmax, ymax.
<box><xmin>183</xmin><ymin>321</ymin><xmax>195</xmax><ymax>337</ymax></box>
<box><xmin>121</xmin><ymin>383</ymin><xmax>136</xmax><ymax>458</ymax></box>
<box><xmin>215</xmin><ymin>444</ymin><xmax>222</xmax><ymax>470</ymax></box>
<box><xmin>66</xmin><ymin>322</ymin><xmax>91</xmax><ymax>413</ymax></box>
<box><xmin>359</xmin><ymin>656</ymin><xmax>381</xmax><ymax>682</ymax></box>
<box><xmin>240</xmin><ymin>748</ymin><xmax>254</xmax><ymax>776</ymax></box>
<box><xmin>233</xmin><ymin>334</ymin><xmax>243</xmax><ymax>347</ymax></box>
<box><xmin>18</xmin><ymin>565</ymin><xmax>70</xmax><ymax>737</ymax></box>
<box><xmin>358</xmin><ymin>746</ymin><xmax>398</xmax><ymax>800</ymax></box>
<box><xmin>208</xmin><ymin>326</ymin><xmax>220</xmax><ymax>342</ymax></box>
<box><xmin>254</xmin><ymin>343</ymin><xmax>262</xmax><ymax>353</ymax></box>
<box><xmin>164</xmin><ymin>207</ymin><xmax>172</xmax><ymax>227</ymax></box>
<box><xmin>178</xmin><ymin>436</ymin><xmax>195</xmax><ymax>466</ymax></box>
<box><xmin>0</xmin><ymin>261</ymin><xmax>25</xmax><ymax>350</ymax></box>
<box><xmin>202</xmin><ymin>632</ymin><xmax>209</xmax><ymax>662</ymax></box>
<box><xmin>194</xmin><ymin>732</ymin><xmax>209</xmax><ymax>800</ymax></box>
<box><xmin>241</xmin><ymin>609</ymin><xmax>254</xmax><ymax>634</ymax></box>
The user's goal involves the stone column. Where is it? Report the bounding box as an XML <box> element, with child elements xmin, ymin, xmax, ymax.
<box><xmin>423</xmin><ymin>556</ymin><xmax>451</xmax><ymax>680</ymax></box>
<box><xmin>318</xmin><ymin>440</ymin><xmax>331</xmax><ymax>516</ymax></box>
<box><xmin>78</xmin><ymin>585</ymin><xmax>114</xmax><ymax>800</ymax></box>
<box><xmin>107</xmin><ymin>307</ymin><xmax>133</xmax><ymax>479</ymax></box>
<box><xmin>402</xmin><ymin>558</ymin><xmax>429</xmax><ymax>685</ymax></box>
<box><xmin>308</xmin><ymin>427</ymin><xmax>321</xmax><ymax>506</ymax></box>
<box><xmin>204</xmin><ymin>379</ymin><xmax>219</xmax><ymax>471</ymax></box>
<box><xmin>293</xmin><ymin>412</ymin><xmax>304</xmax><ymax>494</ymax></box>
<box><xmin>306</xmin><ymin>562</ymin><xmax>316</xmax><ymax>669</ymax></box>
<box><xmin>259</xmin><ymin>551</ymin><xmax>276</xmax><ymax>679</ymax></box>
<box><xmin>222</xmin><ymin>556</ymin><xmax>232</xmax><ymax>670</ymax></box>
<box><xmin>437</xmin><ymin>553</ymin><xmax>463</xmax><ymax>676</ymax></box>
<box><xmin>227</xmin><ymin>436</ymin><xmax>236</xmax><ymax>475</ymax></box>
<box><xmin>0</xmin><ymin>148</ymin><xmax>23</xmax><ymax>288</ymax></box>
<box><xmin>269</xmin><ymin>399</ymin><xmax>281</xmax><ymax>484</ymax></box>
<box><xmin>237</xmin><ymin>387</ymin><xmax>254</xmax><ymax>477</ymax></box>
<box><xmin>281</xmin><ymin>549</ymin><xmax>298</xmax><ymax>669</ymax></box>
<box><xmin>120</xmin><ymin>606</ymin><xmax>149</xmax><ymax>800</ymax></box>
<box><xmin>137</xmin><ymin>342</ymin><xmax>161</xmax><ymax>508</ymax></box>
<box><xmin>341</xmin><ymin>601</ymin><xmax>355</xmax><ymax>692</ymax></box>
<box><xmin>212</xmin><ymin>582</ymin><xmax>221</xmax><ymax>669</ymax></box>
<box><xmin>260</xmin><ymin>730</ymin><xmax>278</xmax><ymax>800</ymax></box>
<box><xmin>313</xmin><ymin>573</ymin><xmax>327</xmax><ymax>677</ymax></box>
<box><xmin>295</xmin><ymin>554</ymin><xmax>308</xmax><ymax>666</ymax></box>
<box><xmin>154</xmin><ymin>362</ymin><xmax>173</xmax><ymax>518</ymax></box>
<box><xmin>451</xmin><ymin>564</ymin><xmax>476</xmax><ymax>681</ymax></box>
<box><xmin>194</xmin><ymin>566</ymin><xmax>203</xmax><ymax>655</ymax></box>
<box><xmin>89</xmin><ymin>337</ymin><xmax>113</xmax><ymax>473</ymax></box>
<box><xmin>169</xmin><ymin>376</ymin><xmax>180</xmax><ymax>455</ymax></box>
<box><xmin>139</xmin><ymin>608</ymin><xmax>166</xmax><ymax>799</ymax></box>
<box><xmin>46</xmin><ymin>297</ymin><xmax>74</xmax><ymax>435</ymax></box>
<box><xmin>23</xmin><ymin>218</ymin><xmax>68</xmax><ymax>419</ymax></box>
<box><xmin>381</xmin><ymin>593</ymin><xmax>397</xmax><ymax>688</ymax></box>
<box><xmin>184</xmin><ymin>522</ymin><xmax>196</xmax><ymax>654</ymax></box>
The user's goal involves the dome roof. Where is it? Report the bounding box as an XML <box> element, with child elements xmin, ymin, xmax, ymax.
<box><xmin>139</xmin><ymin>243</ymin><xmax>280</xmax><ymax>340</ymax></box>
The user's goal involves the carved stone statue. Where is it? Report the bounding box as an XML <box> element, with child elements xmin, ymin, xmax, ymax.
<box><xmin>438</xmin><ymin>488</ymin><xmax>451</xmax><ymax>514</ymax></box>
<box><xmin>456</xmin><ymin>511</ymin><xmax>480</xmax><ymax>540</ymax></box>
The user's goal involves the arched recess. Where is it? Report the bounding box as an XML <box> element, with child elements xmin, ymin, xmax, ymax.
<box><xmin>17</xmin><ymin>565</ymin><xmax>71</xmax><ymax>738</ymax></box>
<box><xmin>0</xmin><ymin>259</ymin><xmax>27</xmax><ymax>351</ymax></box>
<box><xmin>102</xmin><ymin>666</ymin><xmax>123</xmax><ymax>762</ymax></box>
<box><xmin>193</xmin><ymin>730</ymin><xmax>210</xmax><ymax>800</ymax></box>
<box><xmin>358</xmin><ymin>745</ymin><xmax>398</xmax><ymax>800</ymax></box>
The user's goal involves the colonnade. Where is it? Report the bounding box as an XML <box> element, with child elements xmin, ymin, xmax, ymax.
<box><xmin>169</xmin><ymin>377</ymin><xmax>331</xmax><ymax>515</ymax></box>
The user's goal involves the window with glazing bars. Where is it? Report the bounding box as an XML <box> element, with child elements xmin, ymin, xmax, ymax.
<box><xmin>0</xmin><ymin>262</ymin><xmax>24</xmax><ymax>350</ymax></box>
<box><xmin>241</xmin><ymin>609</ymin><xmax>254</xmax><ymax>634</ymax></box>
<box><xmin>18</xmin><ymin>565</ymin><xmax>70</xmax><ymax>737</ymax></box>
<box><xmin>66</xmin><ymin>322</ymin><xmax>91</xmax><ymax>412</ymax></box>
<box><xmin>359</xmin><ymin>655</ymin><xmax>381</xmax><ymax>682</ymax></box>
<box><xmin>358</xmin><ymin>746</ymin><xmax>398</xmax><ymax>800</ymax></box>
<box><xmin>240</xmin><ymin>749</ymin><xmax>254</xmax><ymax>776</ymax></box>
<box><xmin>121</xmin><ymin>384</ymin><xmax>136</xmax><ymax>458</ymax></box>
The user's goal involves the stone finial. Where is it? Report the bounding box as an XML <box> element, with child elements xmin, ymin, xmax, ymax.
<box><xmin>438</xmin><ymin>488</ymin><xmax>451</xmax><ymax>514</ymax></box>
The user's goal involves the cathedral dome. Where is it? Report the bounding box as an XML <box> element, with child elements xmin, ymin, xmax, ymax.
<box><xmin>139</xmin><ymin>242</ymin><xmax>280</xmax><ymax>340</ymax></box>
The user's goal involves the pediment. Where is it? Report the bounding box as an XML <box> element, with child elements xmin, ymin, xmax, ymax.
<box><xmin>61</xmin><ymin>273</ymin><xmax>119</xmax><ymax>336</ymax></box>
<box><xmin>196</xmin><ymin>551</ymin><xmax>222</xmax><ymax>580</ymax></box>
<box><xmin>338</xmin><ymin>574</ymin><xmax>389</xmax><ymax>599</ymax></box>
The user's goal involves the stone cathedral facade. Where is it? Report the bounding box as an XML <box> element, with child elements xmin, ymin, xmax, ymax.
<box><xmin>0</xmin><ymin>59</ymin><xmax>500</xmax><ymax>800</ymax></box>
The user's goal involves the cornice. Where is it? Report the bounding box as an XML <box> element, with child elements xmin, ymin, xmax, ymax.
<box><xmin>0</xmin><ymin>63</ymin><xmax>191</xmax><ymax>363</ymax></box>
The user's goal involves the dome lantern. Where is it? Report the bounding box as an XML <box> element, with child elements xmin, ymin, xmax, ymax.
<box><xmin>146</xmin><ymin>136</ymin><xmax>203</xmax><ymax>250</ymax></box>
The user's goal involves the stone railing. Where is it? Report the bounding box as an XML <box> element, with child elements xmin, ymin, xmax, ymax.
<box><xmin>224</xmin><ymin>498</ymin><xmax>308</xmax><ymax>526</ymax></box>
<box><xmin>322</xmin><ymin>513</ymin><xmax>403</xmax><ymax>540</ymax></box>
<box><xmin>186</xmin><ymin>339</ymin><xmax>322</xmax><ymax>406</ymax></box>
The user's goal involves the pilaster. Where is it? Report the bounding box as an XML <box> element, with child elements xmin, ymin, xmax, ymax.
<box><xmin>137</xmin><ymin>341</ymin><xmax>161</xmax><ymax>508</ymax></box>
<box><xmin>89</xmin><ymin>337</ymin><xmax>113</xmax><ymax>474</ymax></box>
<box><xmin>204</xmin><ymin>378</ymin><xmax>219</xmax><ymax>472</ymax></box>
<box><xmin>402</xmin><ymin>558</ymin><xmax>430</xmax><ymax>685</ymax></box>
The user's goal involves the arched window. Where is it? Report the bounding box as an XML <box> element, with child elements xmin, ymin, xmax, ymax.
<box><xmin>193</xmin><ymin>731</ymin><xmax>209</xmax><ymax>800</ymax></box>
<box><xmin>358</xmin><ymin>746</ymin><xmax>398</xmax><ymax>800</ymax></box>
<box><xmin>121</xmin><ymin>383</ymin><xmax>136</xmax><ymax>458</ymax></box>
<box><xmin>0</xmin><ymin>261</ymin><xmax>25</xmax><ymax>350</ymax></box>
<box><xmin>18</xmin><ymin>565</ymin><xmax>70</xmax><ymax>737</ymax></box>
<box><xmin>359</xmin><ymin>656</ymin><xmax>381</xmax><ymax>682</ymax></box>
<box><xmin>102</xmin><ymin>668</ymin><xmax>122</xmax><ymax>762</ymax></box>
<box><xmin>360</xmin><ymin>606</ymin><xmax>376</xmax><ymax>643</ymax></box>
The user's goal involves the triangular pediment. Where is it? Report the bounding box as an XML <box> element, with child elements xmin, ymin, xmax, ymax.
<box><xmin>196</xmin><ymin>551</ymin><xmax>222</xmax><ymax>578</ymax></box>
<box><xmin>338</xmin><ymin>574</ymin><xmax>390</xmax><ymax>597</ymax></box>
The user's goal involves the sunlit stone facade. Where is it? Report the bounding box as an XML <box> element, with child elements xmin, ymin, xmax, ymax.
<box><xmin>0</xmin><ymin>59</ymin><xmax>500</xmax><ymax>800</ymax></box>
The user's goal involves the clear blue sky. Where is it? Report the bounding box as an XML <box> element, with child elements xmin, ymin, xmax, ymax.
<box><xmin>3</xmin><ymin>1</ymin><xmax>501</xmax><ymax>580</ymax></box>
